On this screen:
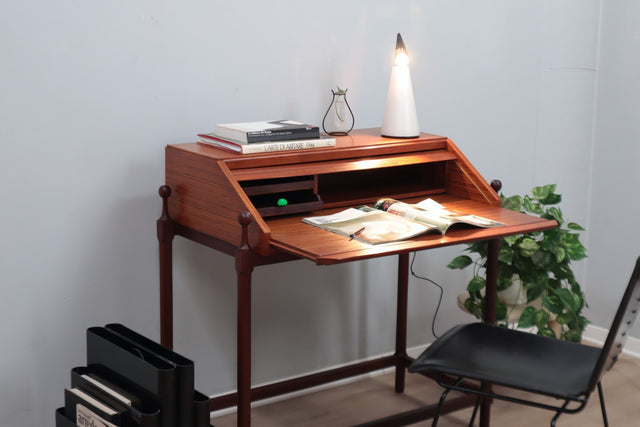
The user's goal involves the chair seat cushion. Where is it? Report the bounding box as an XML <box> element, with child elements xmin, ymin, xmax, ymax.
<box><xmin>409</xmin><ymin>323</ymin><xmax>601</xmax><ymax>400</ymax></box>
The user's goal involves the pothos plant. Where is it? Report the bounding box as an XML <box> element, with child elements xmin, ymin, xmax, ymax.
<box><xmin>447</xmin><ymin>184</ymin><xmax>589</xmax><ymax>342</ymax></box>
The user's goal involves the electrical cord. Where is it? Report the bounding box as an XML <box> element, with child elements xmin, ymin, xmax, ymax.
<box><xmin>409</xmin><ymin>252</ymin><xmax>444</xmax><ymax>339</ymax></box>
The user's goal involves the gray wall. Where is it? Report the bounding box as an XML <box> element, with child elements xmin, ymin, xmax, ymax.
<box><xmin>587</xmin><ymin>1</ymin><xmax>640</xmax><ymax>329</ymax></box>
<box><xmin>1</xmin><ymin>1</ymin><xmax>636</xmax><ymax>425</ymax></box>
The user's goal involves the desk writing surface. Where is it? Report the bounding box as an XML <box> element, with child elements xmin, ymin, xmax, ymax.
<box><xmin>265</xmin><ymin>195</ymin><xmax>557</xmax><ymax>265</ymax></box>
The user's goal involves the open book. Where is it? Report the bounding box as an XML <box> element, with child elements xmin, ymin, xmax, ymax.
<box><xmin>302</xmin><ymin>198</ymin><xmax>504</xmax><ymax>244</ymax></box>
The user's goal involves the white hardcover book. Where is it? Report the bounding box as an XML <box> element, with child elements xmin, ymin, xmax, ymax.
<box><xmin>80</xmin><ymin>374</ymin><xmax>133</xmax><ymax>406</ymax></box>
<box><xmin>198</xmin><ymin>135</ymin><xmax>336</xmax><ymax>154</ymax></box>
<box><xmin>68</xmin><ymin>387</ymin><xmax>118</xmax><ymax>416</ymax></box>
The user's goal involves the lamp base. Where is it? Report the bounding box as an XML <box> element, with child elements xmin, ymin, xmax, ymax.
<box><xmin>381</xmin><ymin>133</ymin><xmax>420</xmax><ymax>139</ymax></box>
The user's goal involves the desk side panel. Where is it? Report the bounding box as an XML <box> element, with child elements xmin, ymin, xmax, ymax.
<box><xmin>165</xmin><ymin>145</ymin><xmax>271</xmax><ymax>253</ymax></box>
<box><xmin>445</xmin><ymin>139</ymin><xmax>501</xmax><ymax>206</ymax></box>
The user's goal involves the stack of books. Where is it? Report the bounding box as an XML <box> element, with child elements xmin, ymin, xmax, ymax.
<box><xmin>197</xmin><ymin>119</ymin><xmax>336</xmax><ymax>154</ymax></box>
<box><xmin>55</xmin><ymin>324</ymin><xmax>211</xmax><ymax>427</ymax></box>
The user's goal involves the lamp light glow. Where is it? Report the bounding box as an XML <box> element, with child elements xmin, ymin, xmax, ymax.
<box><xmin>395</xmin><ymin>51</ymin><xmax>410</xmax><ymax>66</ymax></box>
<box><xmin>394</xmin><ymin>34</ymin><xmax>410</xmax><ymax>66</ymax></box>
<box><xmin>381</xmin><ymin>33</ymin><xmax>420</xmax><ymax>138</ymax></box>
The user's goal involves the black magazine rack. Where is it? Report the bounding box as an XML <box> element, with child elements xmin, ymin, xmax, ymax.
<box><xmin>56</xmin><ymin>324</ymin><xmax>212</xmax><ymax>427</ymax></box>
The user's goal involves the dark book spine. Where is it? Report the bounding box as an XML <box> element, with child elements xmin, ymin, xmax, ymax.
<box><xmin>245</xmin><ymin>127</ymin><xmax>320</xmax><ymax>143</ymax></box>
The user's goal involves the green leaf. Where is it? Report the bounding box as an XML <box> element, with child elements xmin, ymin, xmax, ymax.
<box><xmin>464</xmin><ymin>298</ymin><xmax>482</xmax><ymax>319</ymax></box>
<box><xmin>467</xmin><ymin>276</ymin><xmax>486</xmax><ymax>293</ymax></box>
<box><xmin>543</xmin><ymin>294</ymin><xmax>564</xmax><ymax>314</ymax></box>
<box><xmin>522</xmin><ymin>197</ymin><xmax>538</xmax><ymax>214</ymax></box>
<box><xmin>563</xmin><ymin>329</ymin><xmax>582</xmax><ymax>343</ymax></box>
<box><xmin>538</xmin><ymin>327</ymin><xmax>558</xmax><ymax>338</ymax></box>
<box><xmin>556</xmin><ymin>312</ymin><xmax>575</xmax><ymax>325</ymax></box>
<box><xmin>496</xmin><ymin>301</ymin><xmax>508</xmax><ymax>322</ymax></box>
<box><xmin>562</xmin><ymin>232</ymin><xmax>581</xmax><ymax>243</ymax></box>
<box><xmin>518</xmin><ymin>238</ymin><xmax>539</xmax><ymax>257</ymax></box>
<box><xmin>543</xmin><ymin>193</ymin><xmax>562</xmax><ymax>205</ymax></box>
<box><xmin>465</xmin><ymin>241</ymin><xmax>488</xmax><ymax>258</ymax></box>
<box><xmin>572</xmin><ymin>291</ymin><xmax>585</xmax><ymax>311</ymax></box>
<box><xmin>534</xmin><ymin>310</ymin><xmax>550</xmax><ymax>330</ymax></box>
<box><xmin>522</xmin><ymin>195</ymin><xmax>545</xmax><ymax>215</ymax></box>
<box><xmin>448</xmin><ymin>255</ymin><xmax>473</xmax><ymax>270</ymax></box>
<box><xmin>554</xmin><ymin>247</ymin><xmax>566</xmax><ymax>263</ymax></box>
<box><xmin>546</xmin><ymin>207</ymin><xmax>563</xmax><ymax>224</ymax></box>
<box><xmin>531</xmin><ymin>250</ymin><xmax>551</xmax><ymax>267</ymax></box>
<box><xmin>532</xmin><ymin>185</ymin><xmax>561</xmax><ymax>205</ymax></box>
<box><xmin>531</xmin><ymin>185</ymin><xmax>552</xmax><ymax>201</ymax></box>
<box><xmin>567</xmin><ymin>222</ymin><xmax>585</xmax><ymax>231</ymax></box>
<box><xmin>518</xmin><ymin>306</ymin><xmax>537</xmax><ymax>328</ymax></box>
<box><xmin>525</xmin><ymin>277</ymin><xmax>546</xmax><ymax>301</ymax></box>
<box><xmin>498</xmin><ymin>247</ymin><xmax>514</xmax><ymax>264</ymax></box>
<box><xmin>503</xmin><ymin>235</ymin><xmax>519</xmax><ymax>245</ymax></box>
<box><xmin>502</xmin><ymin>195</ymin><xmax>522</xmax><ymax>211</ymax></box>
<box><xmin>555</xmin><ymin>288</ymin><xmax>580</xmax><ymax>312</ymax></box>
<box><xmin>564</xmin><ymin>238</ymin><xmax>587</xmax><ymax>260</ymax></box>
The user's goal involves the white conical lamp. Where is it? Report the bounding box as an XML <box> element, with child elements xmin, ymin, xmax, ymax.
<box><xmin>381</xmin><ymin>33</ymin><xmax>420</xmax><ymax>138</ymax></box>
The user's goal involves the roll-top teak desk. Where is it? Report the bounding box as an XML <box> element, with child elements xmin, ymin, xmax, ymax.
<box><xmin>157</xmin><ymin>128</ymin><xmax>556</xmax><ymax>426</ymax></box>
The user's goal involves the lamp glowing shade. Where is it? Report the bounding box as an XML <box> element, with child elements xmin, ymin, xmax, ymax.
<box><xmin>381</xmin><ymin>33</ymin><xmax>420</xmax><ymax>138</ymax></box>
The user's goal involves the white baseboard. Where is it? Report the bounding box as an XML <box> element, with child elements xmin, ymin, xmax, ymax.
<box><xmin>582</xmin><ymin>324</ymin><xmax>640</xmax><ymax>359</ymax></box>
<box><xmin>210</xmin><ymin>329</ymin><xmax>640</xmax><ymax>418</ymax></box>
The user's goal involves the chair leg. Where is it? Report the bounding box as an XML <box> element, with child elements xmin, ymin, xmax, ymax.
<box><xmin>597</xmin><ymin>382</ymin><xmax>609</xmax><ymax>427</ymax></box>
<box><xmin>467</xmin><ymin>396</ymin><xmax>483</xmax><ymax>427</ymax></box>
<box><xmin>550</xmin><ymin>400</ymin><xmax>570</xmax><ymax>427</ymax></box>
<box><xmin>432</xmin><ymin>387</ymin><xmax>451</xmax><ymax>427</ymax></box>
<box><xmin>432</xmin><ymin>377</ymin><xmax>464</xmax><ymax>427</ymax></box>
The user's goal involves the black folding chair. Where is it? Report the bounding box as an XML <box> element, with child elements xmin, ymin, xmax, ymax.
<box><xmin>409</xmin><ymin>257</ymin><xmax>640</xmax><ymax>426</ymax></box>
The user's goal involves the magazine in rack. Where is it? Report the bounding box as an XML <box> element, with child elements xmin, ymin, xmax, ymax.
<box><xmin>302</xmin><ymin>198</ymin><xmax>504</xmax><ymax>244</ymax></box>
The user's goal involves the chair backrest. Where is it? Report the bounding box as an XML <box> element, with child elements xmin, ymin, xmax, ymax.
<box><xmin>588</xmin><ymin>256</ymin><xmax>640</xmax><ymax>391</ymax></box>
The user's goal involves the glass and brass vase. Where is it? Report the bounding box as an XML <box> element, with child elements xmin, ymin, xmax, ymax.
<box><xmin>322</xmin><ymin>87</ymin><xmax>354</xmax><ymax>136</ymax></box>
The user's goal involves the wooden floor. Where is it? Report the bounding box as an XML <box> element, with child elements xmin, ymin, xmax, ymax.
<box><xmin>211</xmin><ymin>354</ymin><xmax>640</xmax><ymax>426</ymax></box>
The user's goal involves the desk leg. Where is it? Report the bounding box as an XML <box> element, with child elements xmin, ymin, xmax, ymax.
<box><xmin>480</xmin><ymin>238</ymin><xmax>500</xmax><ymax>427</ymax></box>
<box><xmin>236</xmin><ymin>271</ymin><xmax>252</xmax><ymax>427</ymax></box>
<box><xmin>395</xmin><ymin>253</ymin><xmax>410</xmax><ymax>393</ymax></box>
<box><xmin>236</xmin><ymin>212</ymin><xmax>254</xmax><ymax>427</ymax></box>
<box><xmin>483</xmin><ymin>239</ymin><xmax>499</xmax><ymax>325</ymax></box>
<box><xmin>157</xmin><ymin>185</ymin><xmax>175</xmax><ymax>349</ymax></box>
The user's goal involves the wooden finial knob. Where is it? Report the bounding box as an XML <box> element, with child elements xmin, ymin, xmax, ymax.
<box><xmin>490</xmin><ymin>180</ymin><xmax>502</xmax><ymax>193</ymax></box>
<box><xmin>238</xmin><ymin>211</ymin><xmax>252</xmax><ymax>226</ymax></box>
<box><xmin>158</xmin><ymin>185</ymin><xmax>171</xmax><ymax>199</ymax></box>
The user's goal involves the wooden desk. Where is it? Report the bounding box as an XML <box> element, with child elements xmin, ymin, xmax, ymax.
<box><xmin>157</xmin><ymin>129</ymin><xmax>556</xmax><ymax>426</ymax></box>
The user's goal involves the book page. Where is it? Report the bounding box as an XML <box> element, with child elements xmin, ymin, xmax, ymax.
<box><xmin>376</xmin><ymin>198</ymin><xmax>503</xmax><ymax>232</ymax></box>
<box><xmin>302</xmin><ymin>198</ymin><xmax>503</xmax><ymax>244</ymax></box>
<box><xmin>415</xmin><ymin>198</ymin><xmax>504</xmax><ymax>228</ymax></box>
<box><xmin>374</xmin><ymin>198</ymin><xmax>451</xmax><ymax>233</ymax></box>
<box><xmin>352</xmin><ymin>212</ymin><xmax>433</xmax><ymax>243</ymax></box>
<box><xmin>302</xmin><ymin>209</ymin><xmax>433</xmax><ymax>244</ymax></box>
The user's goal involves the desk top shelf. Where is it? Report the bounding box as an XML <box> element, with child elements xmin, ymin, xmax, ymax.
<box><xmin>164</xmin><ymin>128</ymin><xmax>556</xmax><ymax>264</ymax></box>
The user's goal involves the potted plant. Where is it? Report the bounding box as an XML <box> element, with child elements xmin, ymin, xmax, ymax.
<box><xmin>447</xmin><ymin>184</ymin><xmax>588</xmax><ymax>342</ymax></box>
